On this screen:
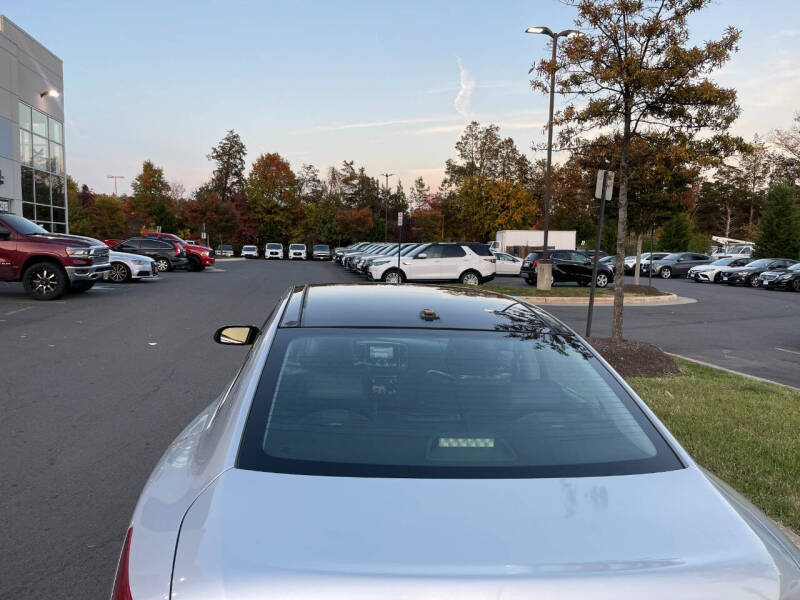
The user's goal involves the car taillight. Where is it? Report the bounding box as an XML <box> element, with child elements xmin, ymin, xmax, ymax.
<box><xmin>533</xmin><ymin>259</ymin><xmax>539</xmax><ymax>268</ymax></box>
<box><xmin>111</xmin><ymin>527</ymin><xmax>133</xmax><ymax>600</ymax></box>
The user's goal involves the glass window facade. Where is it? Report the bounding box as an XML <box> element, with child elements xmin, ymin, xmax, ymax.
<box><xmin>18</xmin><ymin>102</ymin><xmax>66</xmax><ymax>232</ymax></box>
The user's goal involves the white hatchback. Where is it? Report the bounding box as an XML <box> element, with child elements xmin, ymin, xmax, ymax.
<box><xmin>371</xmin><ymin>242</ymin><xmax>496</xmax><ymax>285</ymax></box>
<box><xmin>241</xmin><ymin>245</ymin><xmax>259</xmax><ymax>258</ymax></box>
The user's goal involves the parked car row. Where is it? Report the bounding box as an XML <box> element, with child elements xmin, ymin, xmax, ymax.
<box><xmin>637</xmin><ymin>251</ymin><xmax>800</xmax><ymax>291</ymax></box>
<box><xmin>230</xmin><ymin>243</ymin><xmax>332</xmax><ymax>260</ymax></box>
<box><xmin>333</xmin><ymin>241</ymin><xmax>497</xmax><ymax>285</ymax></box>
<box><xmin>0</xmin><ymin>215</ymin><xmax>217</xmax><ymax>299</ymax></box>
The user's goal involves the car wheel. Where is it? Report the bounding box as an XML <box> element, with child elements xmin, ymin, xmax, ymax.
<box><xmin>660</xmin><ymin>267</ymin><xmax>671</xmax><ymax>279</ymax></box>
<box><xmin>382</xmin><ymin>269</ymin><xmax>404</xmax><ymax>284</ymax></box>
<box><xmin>791</xmin><ymin>279</ymin><xmax>800</xmax><ymax>292</ymax></box>
<box><xmin>595</xmin><ymin>273</ymin><xmax>609</xmax><ymax>288</ymax></box>
<box><xmin>22</xmin><ymin>262</ymin><xmax>68</xmax><ymax>300</ymax></box>
<box><xmin>70</xmin><ymin>281</ymin><xmax>95</xmax><ymax>293</ymax></box>
<box><xmin>109</xmin><ymin>262</ymin><xmax>131</xmax><ymax>283</ymax></box>
<box><xmin>154</xmin><ymin>257</ymin><xmax>171</xmax><ymax>272</ymax></box>
<box><xmin>748</xmin><ymin>275</ymin><xmax>760</xmax><ymax>288</ymax></box>
<box><xmin>460</xmin><ymin>270</ymin><xmax>481</xmax><ymax>285</ymax></box>
<box><xmin>186</xmin><ymin>256</ymin><xmax>202</xmax><ymax>272</ymax></box>
<box><xmin>713</xmin><ymin>272</ymin><xmax>722</xmax><ymax>283</ymax></box>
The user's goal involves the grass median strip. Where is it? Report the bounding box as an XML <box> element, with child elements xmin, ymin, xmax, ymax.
<box><xmin>630</xmin><ymin>359</ymin><xmax>800</xmax><ymax>533</ymax></box>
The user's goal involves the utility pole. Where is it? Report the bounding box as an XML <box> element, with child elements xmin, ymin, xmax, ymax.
<box><xmin>107</xmin><ymin>175</ymin><xmax>125</xmax><ymax>196</ymax></box>
<box><xmin>380</xmin><ymin>173</ymin><xmax>395</xmax><ymax>242</ymax></box>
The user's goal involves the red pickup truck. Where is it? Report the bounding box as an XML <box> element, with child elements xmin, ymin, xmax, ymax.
<box><xmin>0</xmin><ymin>214</ymin><xmax>111</xmax><ymax>300</ymax></box>
<box><xmin>142</xmin><ymin>232</ymin><xmax>214</xmax><ymax>271</ymax></box>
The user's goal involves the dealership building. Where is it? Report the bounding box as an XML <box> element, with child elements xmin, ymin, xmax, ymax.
<box><xmin>0</xmin><ymin>15</ymin><xmax>67</xmax><ymax>232</ymax></box>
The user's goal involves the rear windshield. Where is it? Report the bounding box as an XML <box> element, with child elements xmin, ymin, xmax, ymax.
<box><xmin>238</xmin><ymin>328</ymin><xmax>680</xmax><ymax>478</ymax></box>
<box><xmin>267</xmin><ymin>243</ymin><xmax>282</xmax><ymax>249</ymax></box>
<box><xmin>466</xmin><ymin>243</ymin><xmax>493</xmax><ymax>257</ymax></box>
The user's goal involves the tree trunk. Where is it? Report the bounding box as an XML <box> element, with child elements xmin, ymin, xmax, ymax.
<box><xmin>725</xmin><ymin>204</ymin><xmax>731</xmax><ymax>238</ymax></box>
<box><xmin>612</xmin><ymin>111</ymin><xmax>631</xmax><ymax>342</ymax></box>
<box><xmin>633</xmin><ymin>232</ymin><xmax>643</xmax><ymax>285</ymax></box>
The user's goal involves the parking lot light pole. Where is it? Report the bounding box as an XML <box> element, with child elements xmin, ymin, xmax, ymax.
<box><xmin>526</xmin><ymin>26</ymin><xmax>581</xmax><ymax>291</ymax></box>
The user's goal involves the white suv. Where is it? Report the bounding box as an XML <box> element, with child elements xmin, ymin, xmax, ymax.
<box><xmin>289</xmin><ymin>243</ymin><xmax>307</xmax><ymax>260</ymax></box>
<box><xmin>265</xmin><ymin>243</ymin><xmax>283</xmax><ymax>259</ymax></box>
<box><xmin>370</xmin><ymin>243</ymin><xmax>495</xmax><ymax>285</ymax></box>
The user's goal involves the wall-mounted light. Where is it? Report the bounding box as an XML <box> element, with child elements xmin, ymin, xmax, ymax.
<box><xmin>40</xmin><ymin>89</ymin><xmax>60</xmax><ymax>98</ymax></box>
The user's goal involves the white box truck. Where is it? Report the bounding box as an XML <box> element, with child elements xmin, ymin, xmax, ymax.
<box><xmin>489</xmin><ymin>230</ymin><xmax>576</xmax><ymax>256</ymax></box>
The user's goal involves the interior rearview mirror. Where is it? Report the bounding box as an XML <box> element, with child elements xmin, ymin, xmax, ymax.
<box><xmin>214</xmin><ymin>325</ymin><xmax>259</xmax><ymax>345</ymax></box>
<box><xmin>416</xmin><ymin>253</ymin><xmax>427</xmax><ymax>259</ymax></box>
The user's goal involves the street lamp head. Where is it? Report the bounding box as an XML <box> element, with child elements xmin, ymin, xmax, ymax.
<box><xmin>525</xmin><ymin>26</ymin><xmax>553</xmax><ymax>36</ymax></box>
<box><xmin>40</xmin><ymin>89</ymin><xmax>59</xmax><ymax>98</ymax></box>
<box><xmin>559</xmin><ymin>29</ymin><xmax>583</xmax><ymax>38</ymax></box>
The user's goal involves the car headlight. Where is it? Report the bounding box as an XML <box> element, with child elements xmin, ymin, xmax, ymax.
<box><xmin>777</xmin><ymin>273</ymin><xmax>793</xmax><ymax>280</ymax></box>
<box><xmin>372</xmin><ymin>259</ymin><xmax>391</xmax><ymax>266</ymax></box>
<box><xmin>132</xmin><ymin>259</ymin><xmax>149</xmax><ymax>265</ymax></box>
<box><xmin>66</xmin><ymin>247</ymin><xmax>91</xmax><ymax>257</ymax></box>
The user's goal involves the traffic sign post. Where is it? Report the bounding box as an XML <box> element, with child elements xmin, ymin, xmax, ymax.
<box><xmin>586</xmin><ymin>170</ymin><xmax>614</xmax><ymax>338</ymax></box>
<box><xmin>396</xmin><ymin>212</ymin><xmax>403</xmax><ymax>282</ymax></box>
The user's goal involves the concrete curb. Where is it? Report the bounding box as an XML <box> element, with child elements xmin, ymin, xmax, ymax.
<box><xmin>666</xmin><ymin>353</ymin><xmax>800</xmax><ymax>391</ymax></box>
<box><xmin>515</xmin><ymin>293</ymin><xmax>679</xmax><ymax>305</ymax></box>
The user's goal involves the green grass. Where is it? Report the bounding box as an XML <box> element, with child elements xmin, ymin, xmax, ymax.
<box><xmin>631</xmin><ymin>360</ymin><xmax>800</xmax><ymax>532</ymax></box>
<box><xmin>479</xmin><ymin>284</ymin><xmax>615</xmax><ymax>297</ymax></box>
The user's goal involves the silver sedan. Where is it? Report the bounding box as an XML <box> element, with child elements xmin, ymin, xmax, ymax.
<box><xmin>111</xmin><ymin>285</ymin><xmax>800</xmax><ymax>600</ymax></box>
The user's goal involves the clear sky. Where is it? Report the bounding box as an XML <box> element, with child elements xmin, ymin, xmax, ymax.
<box><xmin>6</xmin><ymin>0</ymin><xmax>800</xmax><ymax>196</ymax></box>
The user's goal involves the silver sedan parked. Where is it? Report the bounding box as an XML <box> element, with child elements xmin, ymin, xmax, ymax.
<box><xmin>111</xmin><ymin>285</ymin><xmax>800</xmax><ymax>600</ymax></box>
<box><xmin>108</xmin><ymin>250</ymin><xmax>158</xmax><ymax>283</ymax></box>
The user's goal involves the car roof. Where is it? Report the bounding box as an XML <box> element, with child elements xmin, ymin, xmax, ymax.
<box><xmin>278</xmin><ymin>284</ymin><xmax>568</xmax><ymax>333</ymax></box>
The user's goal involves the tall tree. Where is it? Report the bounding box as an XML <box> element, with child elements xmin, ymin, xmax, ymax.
<box><xmin>246</xmin><ymin>153</ymin><xmax>301</xmax><ymax>244</ymax></box>
<box><xmin>128</xmin><ymin>160</ymin><xmax>175</xmax><ymax>232</ymax></box>
<box><xmin>532</xmin><ymin>0</ymin><xmax>741</xmax><ymax>340</ymax></box>
<box><xmin>208</xmin><ymin>130</ymin><xmax>247</xmax><ymax>203</ymax></box>
<box><xmin>183</xmin><ymin>187</ymin><xmax>239</xmax><ymax>248</ymax></box>
<box><xmin>771</xmin><ymin>113</ymin><xmax>800</xmax><ymax>163</ymax></box>
<box><xmin>753</xmin><ymin>183</ymin><xmax>800</xmax><ymax>259</ymax></box>
<box><xmin>738</xmin><ymin>135</ymin><xmax>772</xmax><ymax>235</ymax></box>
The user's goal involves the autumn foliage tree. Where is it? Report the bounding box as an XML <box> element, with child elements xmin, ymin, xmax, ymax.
<box><xmin>532</xmin><ymin>0</ymin><xmax>741</xmax><ymax>340</ymax></box>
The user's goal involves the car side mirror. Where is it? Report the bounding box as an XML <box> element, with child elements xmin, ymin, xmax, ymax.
<box><xmin>0</xmin><ymin>229</ymin><xmax>10</xmax><ymax>240</ymax></box>
<box><xmin>214</xmin><ymin>325</ymin><xmax>259</xmax><ymax>345</ymax></box>
<box><xmin>676</xmin><ymin>257</ymin><xmax>684</xmax><ymax>262</ymax></box>
<box><xmin>416</xmin><ymin>253</ymin><xmax>427</xmax><ymax>259</ymax></box>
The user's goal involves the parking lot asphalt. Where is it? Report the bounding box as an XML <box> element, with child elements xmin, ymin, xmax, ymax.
<box><xmin>1</xmin><ymin>259</ymin><xmax>798</xmax><ymax>598</ymax></box>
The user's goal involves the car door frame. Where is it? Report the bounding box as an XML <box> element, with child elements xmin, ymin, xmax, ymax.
<box><xmin>408</xmin><ymin>243</ymin><xmax>444</xmax><ymax>280</ymax></box>
<box><xmin>0</xmin><ymin>220</ymin><xmax>19</xmax><ymax>280</ymax></box>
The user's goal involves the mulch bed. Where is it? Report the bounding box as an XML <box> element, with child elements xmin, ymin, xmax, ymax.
<box><xmin>621</xmin><ymin>284</ymin><xmax>668</xmax><ymax>296</ymax></box>
<box><xmin>587</xmin><ymin>337</ymin><xmax>680</xmax><ymax>378</ymax></box>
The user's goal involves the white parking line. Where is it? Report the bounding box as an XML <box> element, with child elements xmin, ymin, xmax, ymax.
<box><xmin>4</xmin><ymin>306</ymin><xmax>33</xmax><ymax>316</ymax></box>
<box><xmin>775</xmin><ymin>347</ymin><xmax>800</xmax><ymax>357</ymax></box>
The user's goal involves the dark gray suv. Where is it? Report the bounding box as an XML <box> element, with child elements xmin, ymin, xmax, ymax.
<box><xmin>649</xmin><ymin>252</ymin><xmax>712</xmax><ymax>279</ymax></box>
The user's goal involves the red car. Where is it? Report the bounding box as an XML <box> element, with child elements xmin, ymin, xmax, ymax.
<box><xmin>142</xmin><ymin>232</ymin><xmax>214</xmax><ymax>271</ymax></box>
<box><xmin>0</xmin><ymin>214</ymin><xmax>111</xmax><ymax>299</ymax></box>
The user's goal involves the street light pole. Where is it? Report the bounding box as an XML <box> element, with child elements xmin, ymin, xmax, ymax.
<box><xmin>380</xmin><ymin>173</ymin><xmax>394</xmax><ymax>242</ymax></box>
<box><xmin>106</xmin><ymin>175</ymin><xmax>125</xmax><ymax>196</ymax></box>
<box><xmin>526</xmin><ymin>26</ymin><xmax>580</xmax><ymax>290</ymax></box>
